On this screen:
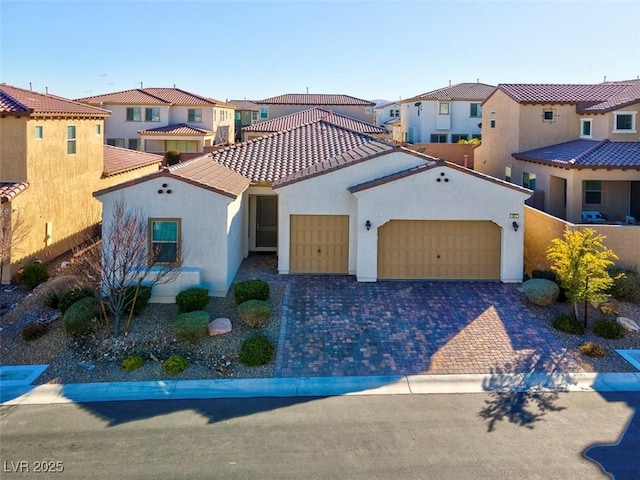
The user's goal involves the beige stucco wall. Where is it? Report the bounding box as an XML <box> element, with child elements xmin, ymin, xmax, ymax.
<box><xmin>0</xmin><ymin>117</ymin><xmax>28</xmax><ymax>180</ymax></box>
<box><xmin>405</xmin><ymin>143</ymin><xmax>476</xmax><ymax>168</ymax></box>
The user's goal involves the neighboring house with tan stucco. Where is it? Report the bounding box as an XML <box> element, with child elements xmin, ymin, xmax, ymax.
<box><xmin>0</xmin><ymin>84</ymin><xmax>162</xmax><ymax>283</ymax></box>
<box><xmin>475</xmin><ymin>80</ymin><xmax>640</xmax><ymax>224</ymax></box>
<box><xmin>76</xmin><ymin>88</ymin><xmax>236</xmax><ymax>154</ymax></box>
<box><xmin>255</xmin><ymin>93</ymin><xmax>376</xmax><ymax>124</ymax></box>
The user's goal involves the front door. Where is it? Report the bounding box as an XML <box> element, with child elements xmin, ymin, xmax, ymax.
<box><xmin>256</xmin><ymin>196</ymin><xmax>277</xmax><ymax>249</ymax></box>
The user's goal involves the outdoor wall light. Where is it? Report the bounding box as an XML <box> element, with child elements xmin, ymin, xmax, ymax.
<box><xmin>512</xmin><ymin>221</ymin><xmax>519</xmax><ymax>232</ymax></box>
<box><xmin>365</xmin><ymin>220</ymin><xmax>372</xmax><ymax>231</ymax></box>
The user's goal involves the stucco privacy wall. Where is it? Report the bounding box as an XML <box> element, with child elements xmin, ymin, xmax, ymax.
<box><xmin>524</xmin><ymin>206</ymin><xmax>640</xmax><ymax>274</ymax></box>
<box><xmin>97</xmin><ymin>177</ymin><xmax>244</xmax><ymax>301</ymax></box>
<box><xmin>352</xmin><ymin>165</ymin><xmax>530</xmax><ymax>283</ymax></box>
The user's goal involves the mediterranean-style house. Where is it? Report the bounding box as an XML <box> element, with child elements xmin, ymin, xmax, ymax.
<box><xmin>400</xmin><ymin>82</ymin><xmax>496</xmax><ymax>144</ymax></box>
<box><xmin>76</xmin><ymin>88</ymin><xmax>236</xmax><ymax>154</ymax></box>
<box><xmin>374</xmin><ymin>101</ymin><xmax>401</xmax><ymax>131</ymax></box>
<box><xmin>475</xmin><ymin>80</ymin><xmax>640</xmax><ymax>224</ymax></box>
<box><xmin>255</xmin><ymin>93</ymin><xmax>376</xmax><ymax>124</ymax></box>
<box><xmin>228</xmin><ymin>100</ymin><xmax>260</xmax><ymax>142</ymax></box>
<box><xmin>95</xmin><ymin>121</ymin><xmax>531</xmax><ymax>302</ymax></box>
<box><xmin>0</xmin><ymin>84</ymin><xmax>163</xmax><ymax>283</ymax></box>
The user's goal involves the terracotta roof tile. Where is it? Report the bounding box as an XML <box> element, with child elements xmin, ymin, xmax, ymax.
<box><xmin>138</xmin><ymin>123</ymin><xmax>213</xmax><ymax>135</ymax></box>
<box><xmin>0</xmin><ymin>84</ymin><xmax>110</xmax><ymax>117</ymax></box>
<box><xmin>256</xmin><ymin>93</ymin><xmax>375</xmax><ymax>106</ymax></box>
<box><xmin>102</xmin><ymin>145</ymin><xmax>163</xmax><ymax>177</ymax></box>
<box><xmin>405</xmin><ymin>82</ymin><xmax>496</xmax><ymax>103</ymax></box>
<box><xmin>77</xmin><ymin>87</ymin><xmax>223</xmax><ymax>106</ymax></box>
<box><xmin>243</xmin><ymin>108</ymin><xmax>388</xmax><ymax>134</ymax></box>
<box><xmin>228</xmin><ymin>100</ymin><xmax>259</xmax><ymax>111</ymax></box>
<box><xmin>0</xmin><ymin>182</ymin><xmax>29</xmax><ymax>203</ymax></box>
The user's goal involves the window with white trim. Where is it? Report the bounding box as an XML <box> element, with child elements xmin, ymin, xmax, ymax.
<box><xmin>149</xmin><ymin>219</ymin><xmax>180</xmax><ymax>264</ymax></box>
<box><xmin>126</xmin><ymin>107</ymin><xmax>142</xmax><ymax>122</ymax></box>
<box><xmin>580</xmin><ymin>118</ymin><xmax>592</xmax><ymax>138</ymax></box>
<box><xmin>107</xmin><ymin>138</ymin><xmax>125</xmax><ymax>148</ymax></box>
<box><xmin>188</xmin><ymin>109</ymin><xmax>202</xmax><ymax>123</ymax></box>
<box><xmin>613</xmin><ymin>111</ymin><xmax>636</xmax><ymax>133</ymax></box>
<box><xmin>585</xmin><ymin>180</ymin><xmax>602</xmax><ymax>205</ymax></box>
<box><xmin>96</xmin><ymin>124</ymin><xmax>101</xmax><ymax>135</ymax></box>
<box><xmin>490</xmin><ymin>112</ymin><xmax>496</xmax><ymax>128</ymax></box>
<box><xmin>439</xmin><ymin>102</ymin><xmax>450</xmax><ymax>115</ymax></box>
<box><xmin>128</xmin><ymin>139</ymin><xmax>141</xmax><ymax>151</ymax></box>
<box><xmin>505</xmin><ymin>166</ymin><xmax>512</xmax><ymax>182</ymax></box>
<box><xmin>470</xmin><ymin>103</ymin><xmax>482</xmax><ymax>117</ymax></box>
<box><xmin>451</xmin><ymin>134</ymin><xmax>468</xmax><ymax>143</ymax></box>
<box><xmin>35</xmin><ymin>125</ymin><xmax>43</xmax><ymax>139</ymax></box>
<box><xmin>260</xmin><ymin>107</ymin><xmax>268</xmax><ymax>119</ymax></box>
<box><xmin>430</xmin><ymin>133</ymin><xmax>447</xmax><ymax>143</ymax></box>
<box><xmin>145</xmin><ymin>108</ymin><xmax>160</xmax><ymax>122</ymax></box>
<box><xmin>67</xmin><ymin>125</ymin><xmax>76</xmax><ymax>154</ymax></box>
<box><xmin>543</xmin><ymin>109</ymin><xmax>554</xmax><ymax>122</ymax></box>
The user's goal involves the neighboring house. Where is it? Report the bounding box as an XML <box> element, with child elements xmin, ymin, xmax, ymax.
<box><xmin>255</xmin><ymin>93</ymin><xmax>376</xmax><ymax>124</ymax></box>
<box><xmin>475</xmin><ymin>80</ymin><xmax>640</xmax><ymax>224</ymax></box>
<box><xmin>242</xmin><ymin>108</ymin><xmax>389</xmax><ymax>141</ymax></box>
<box><xmin>76</xmin><ymin>88</ymin><xmax>236</xmax><ymax>154</ymax></box>
<box><xmin>400</xmin><ymin>82</ymin><xmax>495</xmax><ymax>144</ymax></box>
<box><xmin>374</xmin><ymin>101</ymin><xmax>401</xmax><ymax>131</ymax></box>
<box><xmin>387</xmin><ymin>118</ymin><xmax>402</xmax><ymax>142</ymax></box>
<box><xmin>95</xmin><ymin>120</ymin><xmax>531</xmax><ymax>301</ymax></box>
<box><xmin>0</xmin><ymin>84</ymin><xmax>162</xmax><ymax>283</ymax></box>
<box><xmin>228</xmin><ymin>100</ymin><xmax>259</xmax><ymax>141</ymax></box>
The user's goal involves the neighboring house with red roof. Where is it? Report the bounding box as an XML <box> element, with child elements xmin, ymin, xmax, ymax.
<box><xmin>0</xmin><ymin>83</ymin><xmax>162</xmax><ymax>283</ymax></box>
<box><xmin>76</xmin><ymin>87</ymin><xmax>236</xmax><ymax>155</ymax></box>
<box><xmin>228</xmin><ymin>100</ymin><xmax>260</xmax><ymax>142</ymax></box>
<box><xmin>475</xmin><ymin>80</ymin><xmax>640</xmax><ymax>224</ymax></box>
<box><xmin>95</xmin><ymin>120</ymin><xmax>531</xmax><ymax>301</ymax></box>
<box><xmin>400</xmin><ymin>82</ymin><xmax>496</xmax><ymax>144</ymax></box>
<box><xmin>255</xmin><ymin>93</ymin><xmax>376</xmax><ymax>124</ymax></box>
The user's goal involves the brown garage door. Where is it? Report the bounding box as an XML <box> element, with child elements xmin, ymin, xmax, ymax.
<box><xmin>378</xmin><ymin>220</ymin><xmax>501</xmax><ymax>280</ymax></box>
<box><xmin>290</xmin><ymin>215</ymin><xmax>349</xmax><ymax>273</ymax></box>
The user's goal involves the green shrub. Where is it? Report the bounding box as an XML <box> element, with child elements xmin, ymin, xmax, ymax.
<box><xmin>162</xmin><ymin>354</ymin><xmax>188</xmax><ymax>374</ymax></box>
<box><xmin>121</xmin><ymin>355</ymin><xmax>144</xmax><ymax>372</ymax></box>
<box><xmin>237</xmin><ymin>299</ymin><xmax>271</xmax><ymax>328</ymax></box>
<box><xmin>21</xmin><ymin>323</ymin><xmax>49</xmax><ymax>341</ymax></box>
<box><xmin>175</xmin><ymin>287</ymin><xmax>209</xmax><ymax>313</ymax></box>
<box><xmin>592</xmin><ymin>319</ymin><xmax>624</xmax><ymax>339</ymax></box>
<box><xmin>59</xmin><ymin>287</ymin><xmax>95</xmax><ymax>313</ymax></box>
<box><xmin>522</xmin><ymin>278</ymin><xmax>559</xmax><ymax>306</ymax></box>
<box><xmin>45</xmin><ymin>292</ymin><xmax>61</xmax><ymax>309</ymax></box>
<box><xmin>21</xmin><ymin>263</ymin><xmax>49</xmax><ymax>290</ymax></box>
<box><xmin>63</xmin><ymin>296</ymin><xmax>99</xmax><ymax>336</ymax></box>
<box><xmin>607</xmin><ymin>268</ymin><xmax>640</xmax><ymax>303</ymax></box>
<box><xmin>239</xmin><ymin>335</ymin><xmax>275</xmax><ymax>366</ymax></box>
<box><xmin>553</xmin><ymin>314</ymin><xmax>585</xmax><ymax>335</ymax></box>
<box><xmin>172</xmin><ymin>310</ymin><xmax>210</xmax><ymax>342</ymax></box>
<box><xmin>124</xmin><ymin>285</ymin><xmax>152</xmax><ymax>316</ymax></box>
<box><xmin>579</xmin><ymin>341</ymin><xmax>606</xmax><ymax>358</ymax></box>
<box><xmin>234</xmin><ymin>279</ymin><xmax>270</xmax><ymax>304</ymax></box>
<box><xmin>165</xmin><ymin>150</ymin><xmax>181</xmax><ymax>166</ymax></box>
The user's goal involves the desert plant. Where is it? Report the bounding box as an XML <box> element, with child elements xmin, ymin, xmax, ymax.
<box><xmin>552</xmin><ymin>314</ymin><xmax>585</xmax><ymax>335</ymax></box>
<box><xmin>175</xmin><ymin>287</ymin><xmax>209</xmax><ymax>313</ymax></box>
<box><xmin>235</xmin><ymin>279</ymin><xmax>270</xmax><ymax>304</ymax></box>
<box><xmin>172</xmin><ymin>310</ymin><xmax>210</xmax><ymax>342</ymax></box>
<box><xmin>162</xmin><ymin>354</ymin><xmax>188</xmax><ymax>374</ymax></box>
<box><xmin>121</xmin><ymin>355</ymin><xmax>145</xmax><ymax>373</ymax></box>
<box><xmin>21</xmin><ymin>262</ymin><xmax>49</xmax><ymax>289</ymax></box>
<box><xmin>165</xmin><ymin>150</ymin><xmax>181</xmax><ymax>166</ymax></box>
<box><xmin>237</xmin><ymin>299</ymin><xmax>271</xmax><ymax>328</ymax></box>
<box><xmin>63</xmin><ymin>296</ymin><xmax>99</xmax><ymax>336</ymax></box>
<box><xmin>59</xmin><ymin>287</ymin><xmax>95</xmax><ymax>313</ymax></box>
<box><xmin>592</xmin><ymin>319</ymin><xmax>624</xmax><ymax>339</ymax></box>
<box><xmin>579</xmin><ymin>341</ymin><xmax>606</xmax><ymax>358</ymax></box>
<box><xmin>21</xmin><ymin>323</ymin><xmax>49</xmax><ymax>341</ymax></box>
<box><xmin>45</xmin><ymin>291</ymin><xmax>61</xmax><ymax>309</ymax></box>
<box><xmin>522</xmin><ymin>278</ymin><xmax>559</xmax><ymax>306</ymax></box>
<box><xmin>607</xmin><ymin>268</ymin><xmax>640</xmax><ymax>303</ymax></box>
<box><xmin>239</xmin><ymin>335</ymin><xmax>275</xmax><ymax>366</ymax></box>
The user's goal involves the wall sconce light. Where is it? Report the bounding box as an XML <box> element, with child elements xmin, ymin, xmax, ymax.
<box><xmin>365</xmin><ymin>220</ymin><xmax>372</xmax><ymax>231</ymax></box>
<box><xmin>512</xmin><ymin>221</ymin><xmax>519</xmax><ymax>232</ymax></box>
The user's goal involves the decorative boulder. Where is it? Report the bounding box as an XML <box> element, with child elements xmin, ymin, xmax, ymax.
<box><xmin>522</xmin><ymin>278</ymin><xmax>559</xmax><ymax>306</ymax></box>
<box><xmin>617</xmin><ymin>317</ymin><xmax>640</xmax><ymax>332</ymax></box>
<box><xmin>209</xmin><ymin>317</ymin><xmax>232</xmax><ymax>336</ymax></box>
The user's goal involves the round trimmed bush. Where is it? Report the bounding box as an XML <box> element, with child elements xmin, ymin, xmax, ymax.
<box><xmin>172</xmin><ymin>310</ymin><xmax>210</xmax><ymax>342</ymax></box>
<box><xmin>63</xmin><ymin>296</ymin><xmax>99</xmax><ymax>336</ymax></box>
<box><xmin>175</xmin><ymin>287</ymin><xmax>209</xmax><ymax>313</ymax></box>
<box><xmin>237</xmin><ymin>299</ymin><xmax>271</xmax><ymax>328</ymax></box>
<box><xmin>239</xmin><ymin>335</ymin><xmax>275</xmax><ymax>366</ymax></box>
<box><xmin>553</xmin><ymin>314</ymin><xmax>585</xmax><ymax>335</ymax></box>
<box><xmin>592</xmin><ymin>319</ymin><xmax>624</xmax><ymax>339</ymax></box>
<box><xmin>579</xmin><ymin>341</ymin><xmax>606</xmax><ymax>358</ymax></box>
<box><xmin>235</xmin><ymin>279</ymin><xmax>270</xmax><ymax>304</ymax></box>
<box><xmin>162</xmin><ymin>354</ymin><xmax>188</xmax><ymax>374</ymax></box>
<box><xmin>522</xmin><ymin>278</ymin><xmax>559</xmax><ymax>306</ymax></box>
<box><xmin>21</xmin><ymin>263</ymin><xmax>49</xmax><ymax>289</ymax></box>
<box><xmin>121</xmin><ymin>355</ymin><xmax>144</xmax><ymax>373</ymax></box>
<box><xmin>59</xmin><ymin>287</ymin><xmax>95</xmax><ymax>313</ymax></box>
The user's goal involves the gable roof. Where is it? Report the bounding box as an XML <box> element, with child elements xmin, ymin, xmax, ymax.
<box><xmin>76</xmin><ymin>87</ymin><xmax>226</xmax><ymax>107</ymax></box>
<box><xmin>0</xmin><ymin>84</ymin><xmax>110</xmax><ymax>118</ymax></box>
<box><xmin>242</xmin><ymin>108</ymin><xmax>388</xmax><ymax>134</ymax></box>
<box><xmin>512</xmin><ymin>139</ymin><xmax>640</xmax><ymax>169</ymax></box>
<box><xmin>228</xmin><ymin>100</ymin><xmax>259</xmax><ymax>111</ymax></box>
<box><xmin>256</xmin><ymin>93</ymin><xmax>375</xmax><ymax>106</ymax></box>
<box><xmin>138</xmin><ymin>123</ymin><xmax>213</xmax><ymax>135</ymax></box>
<box><xmin>102</xmin><ymin>145</ymin><xmax>163</xmax><ymax>177</ymax></box>
<box><xmin>0</xmin><ymin>182</ymin><xmax>29</xmax><ymax>203</ymax></box>
<box><xmin>403</xmin><ymin>82</ymin><xmax>496</xmax><ymax>103</ymax></box>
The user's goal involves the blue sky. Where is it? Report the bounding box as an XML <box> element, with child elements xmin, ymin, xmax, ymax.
<box><xmin>1</xmin><ymin>0</ymin><xmax>639</xmax><ymax>102</ymax></box>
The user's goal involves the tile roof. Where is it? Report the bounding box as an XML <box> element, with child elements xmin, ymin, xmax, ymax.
<box><xmin>404</xmin><ymin>82</ymin><xmax>496</xmax><ymax>103</ymax></box>
<box><xmin>242</xmin><ymin>108</ymin><xmax>388</xmax><ymax>134</ymax></box>
<box><xmin>102</xmin><ymin>145</ymin><xmax>163</xmax><ymax>177</ymax></box>
<box><xmin>0</xmin><ymin>182</ymin><xmax>29</xmax><ymax>203</ymax></box>
<box><xmin>0</xmin><ymin>84</ymin><xmax>110</xmax><ymax>118</ymax></box>
<box><xmin>228</xmin><ymin>100</ymin><xmax>260</xmax><ymax>111</ymax></box>
<box><xmin>512</xmin><ymin>139</ymin><xmax>640</xmax><ymax>169</ymax></box>
<box><xmin>256</xmin><ymin>93</ymin><xmax>375</xmax><ymax>106</ymax></box>
<box><xmin>76</xmin><ymin>87</ymin><xmax>223</xmax><ymax>106</ymax></box>
<box><xmin>138</xmin><ymin>123</ymin><xmax>213</xmax><ymax>135</ymax></box>
<box><xmin>211</xmin><ymin>121</ymin><xmax>394</xmax><ymax>184</ymax></box>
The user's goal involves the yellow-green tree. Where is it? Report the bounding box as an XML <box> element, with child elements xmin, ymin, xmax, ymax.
<box><xmin>547</xmin><ymin>228</ymin><xmax>617</xmax><ymax>327</ymax></box>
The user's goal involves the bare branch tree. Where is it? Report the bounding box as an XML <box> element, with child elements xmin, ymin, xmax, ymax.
<box><xmin>0</xmin><ymin>206</ymin><xmax>30</xmax><ymax>286</ymax></box>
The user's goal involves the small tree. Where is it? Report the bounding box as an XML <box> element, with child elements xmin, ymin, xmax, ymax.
<box><xmin>0</xmin><ymin>207</ymin><xmax>29</xmax><ymax>288</ymax></box>
<box><xmin>547</xmin><ymin>228</ymin><xmax>617</xmax><ymax>327</ymax></box>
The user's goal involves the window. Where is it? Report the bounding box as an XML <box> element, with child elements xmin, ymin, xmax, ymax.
<box><xmin>580</xmin><ymin>118</ymin><xmax>592</xmax><ymax>138</ymax></box>
<box><xmin>150</xmin><ymin>219</ymin><xmax>180</xmax><ymax>264</ymax></box>
<box><xmin>470</xmin><ymin>103</ymin><xmax>482</xmax><ymax>117</ymax></box>
<box><xmin>543</xmin><ymin>110</ymin><xmax>554</xmax><ymax>122</ymax></box>
<box><xmin>451</xmin><ymin>134</ymin><xmax>468</xmax><ymax>143</ymax></box>
<box><xmin>145</xmin><ymin>108</ymin><xmax>160</xmax><ymax>122</ymax></box>
<box><xmin>251</xmin><ymin>111</ymin><xmax>258</xmax><ymax>121</ymax></box>
<box><xmin>188</xmin><ymin>109</ymin><xmax>202</xmax><ymax>123</ymax></box>
<box><xmin>235</xmin><ymin>112</ymin><xmax>241</xmax><ymax>120</ymax></box>
<box><xmin>585</xmin><ymin>180</ymin><xmax>602</xmax><ymax>204</ymax></box>
<box><xmin>439</xmin><ymin>102</ymin><xmax>450</xmax><ymax>115</ymax></box>
<box><xmin>260</xmin><ymin>107</ymin><xmax>268</xmax><ymax>119</ymax></box>
<box><xmin>165</xmin><ymin>140</ymin><xmax>198</xmax><ymax>152</ymax></box>
<box><xmin>126</xmin><ymin>107</ymin><xmax>142</xmax><ymax>122</ymax></box>
<box><xmin>67</xmin><ymin>125</ymin><xmax>76</xmax><ymax>154</ymax></box>
<box><xmin>106</xmin><ymin>138</ymin><xmax>125</xmax><ymax>148</ymax></box>
<box><xmin>35</xmin><ymin>125</ymin><xmax>43</xmax><ymax>139</ymax></box>
<box><xmin>95</xmin><ymin>124</ymin><xmax>101</xmax><ymax>135</ymax></box>
<box><xmin>505</xmin><ymin>166</ymin><xmax>512</xmax><ymax>183</ymax></box>
<box><xmin>613</xmin><ymin>111</ymin><xmax>636</xmax><ymax>133</ymax></box>
<box><xmin>523</xmin><ymin>172</ymin><xmax>536</xmax><ymax>190</ymax></box>
<box><xmin>128</xmin><ymin>139</ymin><xmax>141</xmax><ymax>150</ymax></box>
<box><xmin>471</xmin><ymin>134</ymin><xmax>482</xmax><ymax>140</ymax></box>
<box><xmin>390</xmin><ymin>109</ymin><xmax>400</xmax><ymax>117</ymax></box>
<box><xmin>490</xmin><ymin>112</ymin><xmax>496</xmax><ymax>128</ymax></box>
<box><xmin>430</xmin><ymin>134</ymin><xmax>448</xmax><ymax>143</ymax></box>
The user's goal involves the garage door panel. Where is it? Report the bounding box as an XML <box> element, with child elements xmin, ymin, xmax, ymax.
<box><xmin>290</xmin><ymin>215</ymin><xmax>349</xmax><ymax>274</ymax></box>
